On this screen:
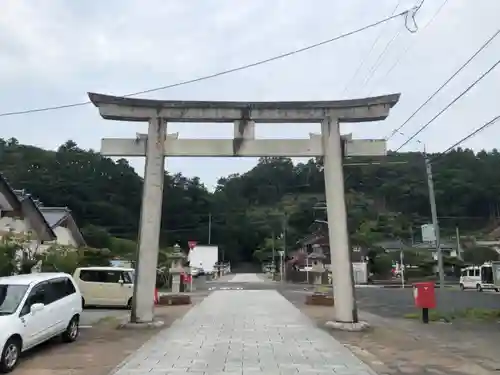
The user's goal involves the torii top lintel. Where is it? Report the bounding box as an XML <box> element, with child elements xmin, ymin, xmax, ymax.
<box><xmin>88</xmin><ymin>92</ymin><xmax>400</xmax><ymax>123</ymax></box>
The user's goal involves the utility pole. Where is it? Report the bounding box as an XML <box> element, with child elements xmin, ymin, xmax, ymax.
<box><xmin>455</xmin><ymin>226</ymin><xmax>463</xmax><ymax>260</ymax></box>
<box><xmin>425</xmin><ymin>155</ymin><xmax>445</xmax><ymax>289</ymax></box>
<box><xmin>208</xmin><ymin>212</ymin><xmax>212</xmax><ymax>245</ymax></box>
<box><xmin>283</xmin><ymin>213</ymin><xmax>288</xmax><ymax>282</ymax></box>
<box><xmin>272</xmin><ymin>231</ymin><xmax>276</xmax><ymax>278</ymax></box>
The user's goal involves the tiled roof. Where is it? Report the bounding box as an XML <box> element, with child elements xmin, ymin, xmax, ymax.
<box><xmin>38</xmin><ymin>207</ymin><xmax>70</xmax><ymax>228</ymax></box>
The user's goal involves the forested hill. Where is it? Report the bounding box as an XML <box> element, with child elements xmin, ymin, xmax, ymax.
<box><xmin>1</xmin><ymin>137</ymin><xmax>499</xmax><ymax>263</ymax></box>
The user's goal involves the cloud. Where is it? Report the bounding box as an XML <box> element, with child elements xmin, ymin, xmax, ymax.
<box><xmin>0</xmin><ymin>0</ymin><xmax>499</xmax><ymax>189</ymax></box>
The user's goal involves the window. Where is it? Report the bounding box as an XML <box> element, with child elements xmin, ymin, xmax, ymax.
<box><xmin>474</xmin><ymin>269</ymin><xmax>480</xmax><ymax>277</ymax></box>
<box><xmin>0</xmin><ymin>285</ymin><xmax>29</xmax><ymax>315</ymax></box>
<box><xmin>102</xmin><ymin>271</ymin><xmax>122</xmax><ymax>283</ymax></box>
<box><xmin>122</xmin><ymin>271</ymin><xmax>134</xmax><ymax>284</ymax></box>
<box><xmin>468</xmin><ymin>269</ymin><xmax>474</xmax><ymax>277</ymax></box>
<box><xmin>461</xmin><ymin>270</ymin><xmax>467</xmax><ymax>277</ymax></box>
<box><xmin>79</xmin><ymin>270</ymin><xmax>122</xmax><ymax>283</ymax></box>
<box><xmin>20</xmin><ymin>282</ymin><xmax>48</xmax><ymax>316</ymax></box>
<box><xmin>79</xmin><ymin>270</ymin><xmax>100</xmax><ymax>282</ymax></box>
<box><xmin>48</xmin><ymin>277</ymin><xmax>76</xmax><ymax>302</ymax></box>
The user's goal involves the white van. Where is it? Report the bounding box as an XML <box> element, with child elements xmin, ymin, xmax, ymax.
<box><xmin>460</xmin><ymin>263</ymin><xmax>499</xmax><ymax>292</ymax></box>
<box><xmin>73</xmin><ymin>267</ymin><xmax>134</xmax><ymax>308</ymax></box>
<box><xmin>0</xmin><ymin>273</ymin><xmax>82</xmax><ymax>372</ymax></box>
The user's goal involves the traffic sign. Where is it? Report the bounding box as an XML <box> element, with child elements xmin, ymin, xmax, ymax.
<box><xmin>188</xmin><ymin>241</ymin><xmax>197</xmax><ymax>250</ymax></box>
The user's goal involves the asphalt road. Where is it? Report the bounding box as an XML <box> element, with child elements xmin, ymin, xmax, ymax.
<box><xmin>355</xmin><ymin>287</ymin><xmax>500</xmax><ymax>317</ymax></box>
<box><xmin>194</xmin><ymin>275</ymin><xmax>500</xmax><ymax>319</ymax></box>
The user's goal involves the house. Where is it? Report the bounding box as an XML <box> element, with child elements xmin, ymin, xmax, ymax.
<box><xmin>411</xmin><ymin>241</ymin><xmax>457</xmax><ymax>259</ymax></box>
<box><xmin>0</xmin><ymin>174</ymin><xmax>85</xmax><ymax>251</ymax></box>
<box><xmin>294</xmin><ymin>230</ymin><xmax>331</xmax><ymax>266</ymax></box>
<box><xmin>38</xmin><ymin>207</ymin><xmax>86</xmax><ymax>248</ymax></box>
<box><xmin>375</xmin><ymin>239</ymin><xmax>457</xmax><ymax>259</ymax></box>
<box><xmin>293</xmin><ymin>228</ymin><xmax>370</xmax><ymax>267</ymax></box>
<box><xmin>0</xmin><ymin>176</ymin><xmax>56</xmax><ymax>247</ymax></box>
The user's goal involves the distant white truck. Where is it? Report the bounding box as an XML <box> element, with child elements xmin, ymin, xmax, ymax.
<box><xmin>188</xmin><ymin>245</ymin><xmax>219</xmax><ymax>275</ymax></box>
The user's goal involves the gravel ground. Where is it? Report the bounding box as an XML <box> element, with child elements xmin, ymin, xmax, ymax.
<box><xmin>13</xmin><ymin>297</ymin><xmax>207</xmax><ymax>375</ymax></box>
<box><xmin>281</xmin><ymin>289</ymin><xmax>500</xmax><ymax>375</ymax></box>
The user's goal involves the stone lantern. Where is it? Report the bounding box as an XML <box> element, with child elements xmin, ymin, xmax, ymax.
<box><xmin>309</xmin><ymin>244</ymin><xmax>326</xmax><ymax>285</ymax></box>
<box><xmin>169</xmin><ymin>244</ymin><xmax>186</xmax><ymax>293</ymax></box>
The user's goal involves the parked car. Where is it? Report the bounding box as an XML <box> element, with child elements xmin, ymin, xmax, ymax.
<box><xmin>190</xmin><ymin>267</ymin><xmax>200</xmax><ymax>277</ymax></box>
<box><xmin>0</xmin><ymin>273</ymin><xmax>83</xmax><ymax>373</ymax></box>
<box><xmin>74</xmin><ymin>266</ymin><xmax>135</xmax><ymax>308</ymax></box>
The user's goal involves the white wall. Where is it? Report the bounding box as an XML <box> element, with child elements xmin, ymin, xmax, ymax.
<box><xmin>0</xmin><ymin>216</ymin><xmax>29</xmax><ymax>233</ymax></box>
<box><xmin>0</xmin><ymin>217</ymin><xmax>78</xmax><ymax>253</ymax></box>
<box><xmin>53</xmin><ymin>226</ymin><xmax>77</xmax><ymax>246</ymax></box>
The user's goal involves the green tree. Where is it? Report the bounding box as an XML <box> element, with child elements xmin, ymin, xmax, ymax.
<box><xmin>463</xmin><ymin>247</ymin><xmax>499</xmax><ymax>265</ymax></box>
<box><xmin>3</xmin><ymin>138</ymin><xmax>500</xmax><ymax>267</ymax></box>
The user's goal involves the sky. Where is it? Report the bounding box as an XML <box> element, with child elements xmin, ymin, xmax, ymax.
<box><xmin>0</xmin><ymin>0</ymin><xmax>499</xmax><ymax>190</ymax></box>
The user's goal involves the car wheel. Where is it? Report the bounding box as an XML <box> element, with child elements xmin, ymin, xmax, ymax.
<box><xmin>62</xmin><ymin>316</ymin><xmax>79</xmax><ymax>343</ymax></box>
<box><xmin>459</xmin><ymin>283</ymin><xmax>465</xmax><ymax>291</ymax></box>
<box><xmin>495</xmin><ymin>288</ymin><xmax>499</xmax><ymax>292</ymax></box>
<box><xmin>127</xmin><ymin>298</ymin><xmax>133</xmax><ymax>309</ymax></box>
<box><xmin>476</xmin><ymin>284</ymin><xmax>483</xmax><ymax>292</ymax></box>
<box><xmin>0</xmin><ymin>336</ymin><xmax>21</xmax><ymax>373</ymax></box>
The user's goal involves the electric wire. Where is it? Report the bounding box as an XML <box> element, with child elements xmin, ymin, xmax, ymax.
<box><xmin>341</xmin><ymin>1</ymin><xmax>402</xmax><ymax>97</ymax></box>
<box><xmin>367</xmin><ymin>0</ymin><xmax>450</xmax><ymax>96</ymax></box>
<box><xmin>430</xmin><ymin>115</ymin><xmax>500</xmax><ymax>163</ymax></box>
<box><xmin>406</xmin><ymin>0</ymin><xmax>426</xmax><ymax>33</ymax></box>
<box><xmin>395</xmin><ymin>57</ymin><xmax>500</xmax><ymax>152</ymax></box>
<box><xmin>0</xmin><ymin>9</ymin><xmax>411</xmax><ymax>118</ymax></box>
<box><xmin>359</xmin><ymin>28</ymin><xmax>403</xmax><ymax>92</ymax></box>
<box><xmin>387</xmin><ymin>27</ymin><xmax>500</xmax><ymax>142</ymax></box>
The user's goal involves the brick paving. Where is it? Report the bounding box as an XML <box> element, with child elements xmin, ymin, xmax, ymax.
<box><xmin>111</xmin><ymin>289</ymin><xmax>377</xmax><ymax>374</ymax></box>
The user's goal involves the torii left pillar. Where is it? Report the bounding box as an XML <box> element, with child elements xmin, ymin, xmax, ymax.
<box><xmin>131</xmin><ymin>117</ymin><xmax>166</xmax><ymax>323</ymax></box>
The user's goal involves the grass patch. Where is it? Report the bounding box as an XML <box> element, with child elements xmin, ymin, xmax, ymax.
<box><xmin>404</xmin><ymin>308</ymin><xmax>500</xmax><ymax>322</ymax></box>
<box><xmin>314</xmin><ymin>285</ymin><xmax>331</xmax><ymax>294</ymax></box>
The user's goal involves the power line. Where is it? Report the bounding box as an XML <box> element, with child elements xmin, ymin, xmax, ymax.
<box><xmin>359</xmin><ymin>28</ymin><xmax>403</xmax><ymax>92</ymax></box>
<box><xmin>341</xmin><ymin>1</ymin><xmax>402</xmax><ymax>97</ymax></box>
<box><xmin>0</xmin><ymin>10</ymin><xmax>411</xmax><ymax>119</ymax></box>
<box><xmin>387</xmin><ymin>27</ymin><xmax>500</xmax><ymax>141</ymax></box>
<box><xmin>395</xmin><ymin>57</ymin><xmax>500</xmax><ymax>151</ymax></box>
<box><xmin>430</xmin><ymin>115</ymin><xmax>500</xmax><ymax>163</ymax></box>
<box><xmin>367</xmin><ymin>0</ymin><xmax>450</xmax><ymax>96</ymax></box>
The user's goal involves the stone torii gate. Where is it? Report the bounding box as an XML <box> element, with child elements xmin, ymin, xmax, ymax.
<box><xmin>88</xmin><ymin>92</ymin><xmax>400</xmax><ymax>325</ymax></box>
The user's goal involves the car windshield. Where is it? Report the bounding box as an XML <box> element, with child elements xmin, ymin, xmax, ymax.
<box><xmin>0</xmin><ymin>284</ymin><xmax>29</xmax><ymax>315</ymax></box>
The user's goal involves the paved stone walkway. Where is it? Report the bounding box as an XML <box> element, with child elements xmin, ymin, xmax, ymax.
<box><xmin>111</xmin><ymin>289</ymin><xmax>377</xmax><ymax>374</ymax></box>
<box><xmin>228</xmin><ymin>273</ymin><xmax>265</xmax><ymax>283</ymax></box>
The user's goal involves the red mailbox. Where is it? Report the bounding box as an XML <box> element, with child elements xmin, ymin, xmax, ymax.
<box><xmin>413</xmin><ymin>281</ymin><xmax>436</xmax><ymax>308</ymax></box>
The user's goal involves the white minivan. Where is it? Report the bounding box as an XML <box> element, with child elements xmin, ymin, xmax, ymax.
<box><xmin>460</xmin><ymin>264</ymin><xmax>499</xmax><ymax>292</ymax></box>
<box><xmin>0</xmin><ymin>273</ymin><xmax>83</xmax><ymax>373</ymax></box>
<box><xmin>74</xmin><ymin>267</ymin><xmax>135</xmax><ymax>308</ymax></box>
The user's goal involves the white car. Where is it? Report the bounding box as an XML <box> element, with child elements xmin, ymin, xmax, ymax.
<box><xmin>190</xmin><ymin>267</ymin><xmax>201</xmax><ymax>277</ymax></box>
<box><xmin>0</xmin><ymin>273</ymin><xmax>83</xmax><ymax>372</ymax></box>
<box><xmin>73</xmin><ymin>266</ymin><xmax>135</xmax><ymax>308</ymax></box>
